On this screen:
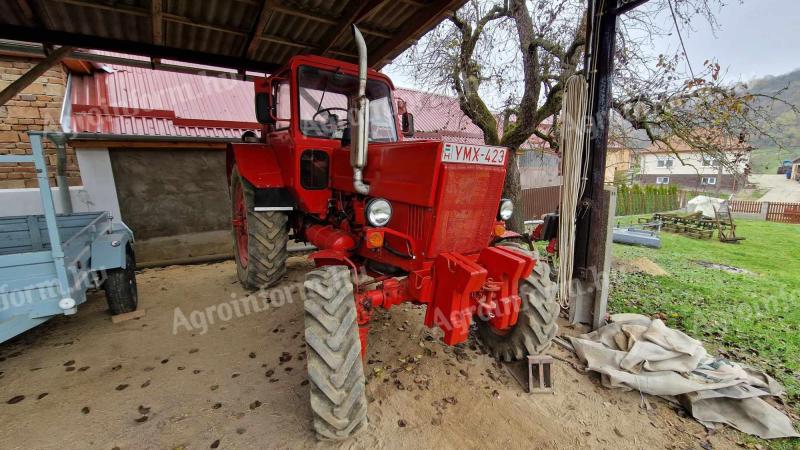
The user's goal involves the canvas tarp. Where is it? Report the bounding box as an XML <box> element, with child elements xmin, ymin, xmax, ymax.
<box><xmin>686</xmin><ymin>195</ymin><xmax>726</xmax><ymax>218</ymax></box>
<box><xmin>569</xmin><ymin>314</ymin><xmax>798</xmax><ymax>439</ymax></box>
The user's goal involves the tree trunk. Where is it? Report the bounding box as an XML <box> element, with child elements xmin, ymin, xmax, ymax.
<box><xmin>502</xmin><ymin>150</ymin><xmax>525</xmax><ymax>233</ymax></box>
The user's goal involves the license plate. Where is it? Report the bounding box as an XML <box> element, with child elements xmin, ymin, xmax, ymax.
<box><xmin>441</xmin><ymin>142</ymin><xmax>507</xmax><ymax>166</ymax></box>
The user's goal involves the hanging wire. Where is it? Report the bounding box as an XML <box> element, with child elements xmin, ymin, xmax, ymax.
<box><xmin>557</xmin><ymin>75</ymin><xmax>590</xmax><ymax>309</ymax></box>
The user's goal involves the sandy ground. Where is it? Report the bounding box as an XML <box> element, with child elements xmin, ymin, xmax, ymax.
<box><xmin>750</xmin><ymin>174</ymin><xmax>800</xmax><ymax>202</ymax></box>
<box><xmin>0</xmin><ymin>258</ymin><xmax>748</xmax><ymax>450</ymax></box>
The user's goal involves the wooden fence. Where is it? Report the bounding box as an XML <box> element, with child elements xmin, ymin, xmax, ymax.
<box><xmin>728</xmin><ymin>200</ymin><xmax>762</xmax><ymax>214</ymax></box>
<box><xmin>518</xmin><ymin>185</ymin><xmax>561</xmax><ymax>220</ymax></box>
<box><xmin>519</xmin><ymin>187</ymin><xmax>800</xmax><ymax>224</ymax></box>
<box><xmin>766</xmin><ymin>202</ymin><xmax>800</xmax><ymax>224</ymax></box>
<box><xmin>721</xmin><ymin>200</ymin><xmax>800</xmax><ymax>223</ymax></box>
<box><xmin>519</xmin><ymin>185</ymin><xmax>682</xmax><ymax>220</ymax></box>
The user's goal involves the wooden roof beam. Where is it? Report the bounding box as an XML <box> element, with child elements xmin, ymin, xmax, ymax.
<box><xmin>0</xmin><ymin>45</ymin><xmax>74</xmax><ymax>107</ymax></box>
<box><xmin>152</xmin><ymin>0</ymin><xmax>163</xmax><ymax>45</ymax></box>
<box><xmin>244</xmin><ymin>0</ymin><xmax>272</xmax><ymax>59</ymax></box>
<box><xmin>17</xmin><ymin>0</ymin><xmax>56</xmax><ymax>28</ymax></box>
<box><xmin>368</xmin><ymin>0</ymin><xmax>463</xmax><ymax>68</ymax></box>
<box><xmin>319</xmin><ymin>0</ymin><xmax>386</xmax><ymax>57</ymax></box>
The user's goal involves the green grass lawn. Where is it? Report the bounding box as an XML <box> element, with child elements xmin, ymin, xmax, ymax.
<box><xmin>609</xmin><ymin>218</ymin><xmax>800</xmax><ymax>445</ymax></box>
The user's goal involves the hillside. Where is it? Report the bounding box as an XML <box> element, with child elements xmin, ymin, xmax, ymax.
<box><xmin>744</xmin><ymin>69</ymin><xmax>800</xmax><ymax>173</ymax></box>
<box><xmin>748</xmin><ymin>69</ymin><xmax>800</xmax><ymax>149</ymax></box>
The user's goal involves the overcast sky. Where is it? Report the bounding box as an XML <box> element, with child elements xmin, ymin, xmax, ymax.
<box><xmin>384</xmin><ymin>0</ymin><xmax>800</xmax><ymax>90</ymax></box>
<box><xmin>652</xmin><ymin>0</ymin><xmax>800</xmax><ymax>82</ymax></box>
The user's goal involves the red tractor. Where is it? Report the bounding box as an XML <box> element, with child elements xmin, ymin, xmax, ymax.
<box><xmin>227</xmin><ymin>27</ymin><xmax>558</xmax><ymax>440</ymax></box>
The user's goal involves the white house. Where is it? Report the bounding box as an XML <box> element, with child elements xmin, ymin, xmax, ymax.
<box><xmin>636</xmin><ymin>138</ymin><xmax>750</xmax><ymax>192</ymax></box>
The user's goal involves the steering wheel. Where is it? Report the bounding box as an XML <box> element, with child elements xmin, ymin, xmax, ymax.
<box><xmin>313</xmin><ymin>107</ymin><xmax>349</xmax><ymax>129</ymax></box>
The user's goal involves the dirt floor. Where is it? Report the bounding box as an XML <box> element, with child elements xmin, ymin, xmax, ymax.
<box><xmin>612</xmin><ymin>256</ymin><xmax>670</xmax><ymax>277</ymax></box>
<box><xmin>0</xmin><ymin>258</ymin><xmax>751</xmax><ymax>449</ymax></box>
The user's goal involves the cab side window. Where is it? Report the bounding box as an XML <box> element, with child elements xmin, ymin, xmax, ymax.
<box><xmin>274</xmin><ymin>81</ymin><xmax>291</xmax><ymax>130</ymax></box>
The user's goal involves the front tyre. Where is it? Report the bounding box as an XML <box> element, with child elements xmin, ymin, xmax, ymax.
<box><xmin>303</xmin><ymin>266</ymin><xmax>368</xmax><ymax>440</ymax></box>
<box><xmin>476</xmin><ymin>242</ymin><xmax>559</xmax><ymax>361</ymax></box>
<box><xmin>230</xmin><ymin>166</ymin><xmax>288</xmax><ymax>290</ymax></box>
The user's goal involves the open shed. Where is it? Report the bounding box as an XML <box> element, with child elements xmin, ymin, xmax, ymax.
<box><xmin>0</xmin><ymin>0</ymin><xmax>465</xmax><ymax>72</ymax></box>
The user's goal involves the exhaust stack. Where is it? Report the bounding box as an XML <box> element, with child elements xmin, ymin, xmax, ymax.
<box><xmin>350</xmin><ymin>25</ymin><xmax>370</xmax><ymax>195</ymax></box>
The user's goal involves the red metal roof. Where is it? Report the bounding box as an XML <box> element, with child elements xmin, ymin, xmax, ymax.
<box><xmin>69</xmin><ymin>62</ymin><xmax>259</xmax><ymax>139</ymax></box>
<box><xmin>394</xmin><ymin>89</ymin><xmax>485</xmax><ymax>144</ymax></box>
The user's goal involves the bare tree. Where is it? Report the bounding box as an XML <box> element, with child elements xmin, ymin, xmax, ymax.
<box><xmin>392</xmin><ymin>0</ymin><xmax>786</xmax><ymax>231</ymax></box>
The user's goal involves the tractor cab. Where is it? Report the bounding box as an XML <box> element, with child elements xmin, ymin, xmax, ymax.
<box><xmin>254</xmin><ymin>55</ymin><xmax>407</xmax><ymax>143</ymax></box>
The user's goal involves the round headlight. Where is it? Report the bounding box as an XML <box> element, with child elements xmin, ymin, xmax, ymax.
<box><xmin>498</xmin><ymin>199</ymin><xmax>513</xmax><ymax>221</ymax></box>
<box><xmin>365</xmin><ymin>198</ymin><xmax>392</xmax><ymax>227</ymax></box>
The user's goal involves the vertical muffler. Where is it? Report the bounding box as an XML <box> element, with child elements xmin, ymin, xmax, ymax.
<box><xmin>350</xmin><ymin>25</ymin><xmax>370</xmax><ymax>195</ymax></box>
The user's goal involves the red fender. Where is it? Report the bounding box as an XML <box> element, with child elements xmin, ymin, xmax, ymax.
<box><xmin>226</xmin><ymin>142</ymin><xmax>284</xmax><ymax>188</ymax></box>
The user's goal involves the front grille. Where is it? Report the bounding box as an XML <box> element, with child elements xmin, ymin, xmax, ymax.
<box><xmin>407</xmin><ymin>204</ymin><xmax>427</xmax><ymax>244</ymax></box>
<box><xmin>427</xmin><ymin>164</ymin><xmax>505</xmax><ymax>256</ymax></box>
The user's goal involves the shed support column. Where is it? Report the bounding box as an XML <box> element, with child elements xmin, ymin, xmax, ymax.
<box><xmin>75</xmin><ymin>147</ymin><xmax>122</xmax><ymax>222</ymax></box>
<box><xmin>0</xmin><ymin>45</ymin><xmax>74</xmax><ymax>107</ymax></box>
<box><xmin>570</xmin><ymin>0</ymin><xmax>619</xmax><ymax>329</ymax></box>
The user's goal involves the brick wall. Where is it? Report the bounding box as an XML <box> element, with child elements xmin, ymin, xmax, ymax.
<box><xmin>0</xmin><ymin>56</ymin><xmax>81</xmax><ymax>189</ymax></box>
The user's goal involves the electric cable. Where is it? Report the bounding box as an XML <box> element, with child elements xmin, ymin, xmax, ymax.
<box><xmin>557</xmin><ymin>75</ymin><xmax>589</xmax><ymax>309</ymax></box>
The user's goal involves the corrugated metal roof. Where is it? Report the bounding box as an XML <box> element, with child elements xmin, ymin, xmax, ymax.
<box><xmin>1</xmin><ymin>0</ymin><xmax>467</xmax><ymax>72</ymax></box>
<box><xmin>70</xmin><ymin>61</ymin><xmax>259</xmax><ymax>138</ymax></box>
<box><xmin>395</xmin><ymin>89</ymin><xmax>484</xmax><ymax>144</ymax></box>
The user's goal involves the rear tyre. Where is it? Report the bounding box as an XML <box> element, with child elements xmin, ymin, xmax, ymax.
<box><xmin>303</xmin><ymin>266</ymin><xmax>368</xmax><ymax>440</ymax></box>
<box><xmin>476</xmin><ymin>242</ymin><xmax>559</xmax><ymax>361</ymax></box>
<box><xmin>230</xmin><ymin>166</ymin><xmax>289</xmax><ymax>290</ymax></box>
<box><xmin>105</xmin><ymin>246</ymin><xmax>138</xmax><ymax>315</ymax></box>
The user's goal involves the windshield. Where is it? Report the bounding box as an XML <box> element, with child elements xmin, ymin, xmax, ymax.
<box><xmin>298</xmin><ymin>66</ymin><xmax>398</xmax><ymax>142</ymax></box>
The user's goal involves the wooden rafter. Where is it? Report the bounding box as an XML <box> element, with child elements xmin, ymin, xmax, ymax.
<box><xmin>368</xmin><ymin>0</ymin><xmax>463</xmax><ymax>68</ymax></box>
<box><xmin>244</xmin><ymin>0</ymin><xmax>273</xmax><ymax>59</ymax></box>
<box><xmin>151</xmin><ymin>0</ymin><xmax>163</xmax><ymax>45</ymax></box>
<box><xmin>0</xmin><ymin>46</ymin><xmax>74</xmax><ymax>107</ymax></box>
<box><xmin>319</xmin><ymin>0</ymin><xmax>385</xmax><ymax>57</ymax></box>
<box><xmin>56</xmin><ymin>0</ymin><xmax>147</xmax><ymax>16</ymax></box>
<box><xmin>17</xmin><ymin>0</ymin><xmax>56</xmax><ymax>28</ymax></box>
<box><xmin>267</xmin><ymin>4</ymin><xmax>391</xmax><ymax>38</ymax></box>
<box><xmin>162</xmin><ymin>13</ymin><xmax>247</xmax><ymax>36</ymax></box>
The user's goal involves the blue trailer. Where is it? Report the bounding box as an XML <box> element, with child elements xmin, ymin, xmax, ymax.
<box><xmin>0</xmin><ymin>132</ymin><xmax>137</xmax><ymax>343</ymax></box>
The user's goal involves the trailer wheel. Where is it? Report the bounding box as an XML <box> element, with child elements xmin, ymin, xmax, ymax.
<box><xmin>230</xmin><ymin>166</ymin><xmax>288</xmax><ymax>290</ymax></box>
<box><xmin>104</xmin><ymin>246</ymin><xmax>138</xmax><ymax>315</ymax></box>
<box><xmin>303</xmin><ymin>266</ymin><xmax>368</xmax><ymax>440</ymax></box>
<box><xmin>476</xmin><ymin>242</ymin><xmax>559</xmax><ymax>361</ymax></box>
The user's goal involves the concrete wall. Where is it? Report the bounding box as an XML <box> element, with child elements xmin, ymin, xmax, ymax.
<box><xmin>0</xmin><ymin>56</ymin><xmax>81</xmax><ymax>188</ymax></box>
<box><xmin>107</xmin><ymin>147</ymin><xmax>233</xmax><ymax>263</ymax></box>
<box><xmin>0</xmin><ymin>186</ymin><xmax>91</xmax><ymax>215</ymax></box>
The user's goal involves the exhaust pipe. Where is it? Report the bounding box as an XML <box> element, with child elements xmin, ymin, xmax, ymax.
<box><xmin>350</xmin><ymin>25</ymin><xmax>370</xmax><ymax>195</ymax></box>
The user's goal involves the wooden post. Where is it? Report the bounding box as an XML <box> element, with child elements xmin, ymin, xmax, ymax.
<box><xmin>0</xmin><ymin>45</ymin><xmax>74</xmax><ymax>107</ymax></box>
<box><xmin>760</xmin><ymin>201</ymin><xmax>769</xmax><ymax>221</ymax></box>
